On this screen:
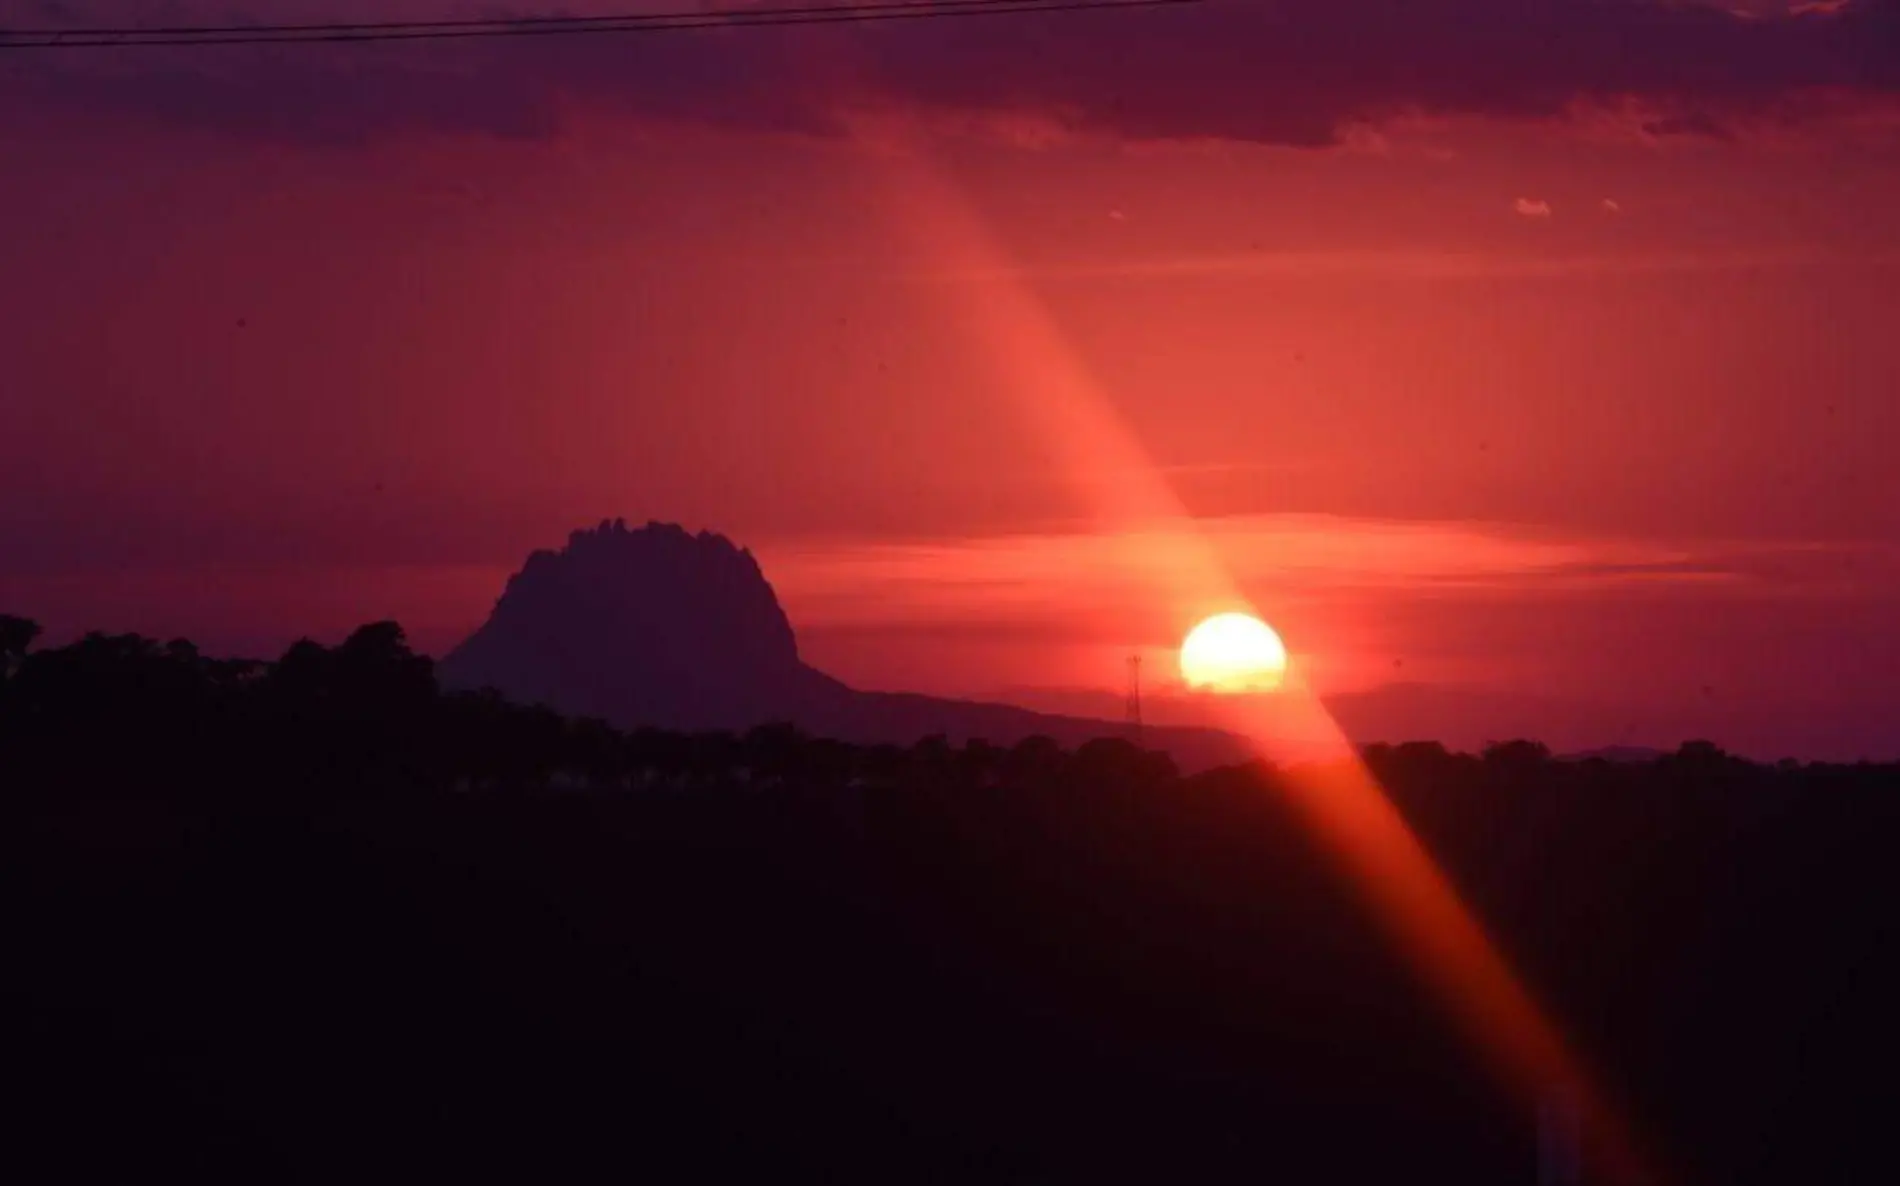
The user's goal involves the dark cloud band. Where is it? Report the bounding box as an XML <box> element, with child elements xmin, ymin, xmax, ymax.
<box><xmin>3</xmin><ymin>0</ymin><xmax>1897</xmax><ymax>145</ymax></box>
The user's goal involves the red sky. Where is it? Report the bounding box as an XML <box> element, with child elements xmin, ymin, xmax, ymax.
<box><xmin>3</xmin><ymin>0</ymin><xmax>1899</xmax><ymax>759</ymax></box>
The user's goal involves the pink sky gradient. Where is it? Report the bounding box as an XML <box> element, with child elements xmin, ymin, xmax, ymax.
<box><xmin>3</xmin><ymin>1</ymin><xmax>1898</xmax><ymax>758</ymax></box>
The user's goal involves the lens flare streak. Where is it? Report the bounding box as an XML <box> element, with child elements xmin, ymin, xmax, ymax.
<box><xmin>866</xmin><ymin>136</ymin><xmax>1661</xmax><ymax>1185</ymax></box>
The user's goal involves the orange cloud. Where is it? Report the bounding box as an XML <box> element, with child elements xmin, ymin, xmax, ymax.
<box><xmin>761</xmin><ymin>515</ymin><xmax>1730</xmax><ymax>633</ymax></box>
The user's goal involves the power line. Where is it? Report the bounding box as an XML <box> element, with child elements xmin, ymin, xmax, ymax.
<box><xmin>0</xmin><ymin>0</ymin><xmax>1202</xmax><ymax>49</ymax></box>
<box><xmin>5</xmin><ymin>0</ymin><xmax>1104</xmax><ymax>37</ymax></box>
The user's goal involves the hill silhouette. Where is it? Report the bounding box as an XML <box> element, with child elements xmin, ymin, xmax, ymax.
<box><xmin>440</xmin><ymin>519</ymin><xmax>1250</xmax><ymax>770</ymax></box>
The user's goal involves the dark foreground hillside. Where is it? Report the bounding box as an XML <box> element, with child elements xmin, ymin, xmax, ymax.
<box><xmin>5</xmin><ymin>619</ymin><xmax>1898</xmax><ymax>1183</ymax></box>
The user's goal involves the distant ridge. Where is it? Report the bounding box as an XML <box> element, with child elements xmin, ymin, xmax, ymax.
<box><xmin>440</xmin><ymin>520</ymin><xmax>1250</xmax><ymax>771</ymax></box>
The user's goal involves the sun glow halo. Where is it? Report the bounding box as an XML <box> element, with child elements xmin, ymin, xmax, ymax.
<box><xmin>1180</xmin><ymin>612</ymin><xmax>1289</xmax><ymax>693</ymax></box>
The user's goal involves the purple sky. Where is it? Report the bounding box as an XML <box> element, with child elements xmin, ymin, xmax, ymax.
<box><xmin>4</xmin><ymin>1</ymin><xmax>1898</xmax><ymax>758</ymax></box>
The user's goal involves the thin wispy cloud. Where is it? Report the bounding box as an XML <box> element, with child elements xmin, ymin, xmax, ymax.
<box><xmin>900</xmin><ymin>245</ymin><xmax>1896</xmax><ymax>285</ymax></box>
<box><xmin>1515</xmin><ymin>198</ymin><xmax>1555</xmax><ymax>218</ymax></box>
<box><xmin>761</xmin><ymin>514</ymin><xmax>1743</xmax><ymax>630</ymax></box>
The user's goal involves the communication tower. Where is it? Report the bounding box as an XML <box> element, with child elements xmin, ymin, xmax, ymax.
<box><xmin>1126</xmin><ymin>654</ymin><xmax>1143</xmax><ymax>741</ymax></box>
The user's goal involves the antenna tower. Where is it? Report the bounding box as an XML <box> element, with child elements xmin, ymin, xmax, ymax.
<box><xmin>1126</xmin><ymin>654</ymin><xmax>1143</xmax><ymax>741</ymax></box>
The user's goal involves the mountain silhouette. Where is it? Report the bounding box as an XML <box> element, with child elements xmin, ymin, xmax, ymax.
<box><xmin>440</xmin><ymin>520</ymin><xmax>1249</xmax><ymax>769</ymax></box>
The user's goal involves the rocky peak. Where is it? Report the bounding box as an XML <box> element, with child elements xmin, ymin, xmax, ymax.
<box><xmin>439</xmin><ymin>520</ymin><xmax>810</xmax><ymax>729</ymax></box>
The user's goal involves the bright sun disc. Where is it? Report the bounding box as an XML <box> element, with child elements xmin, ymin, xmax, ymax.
<box><xmin>1181</xmin><ymin>612</ymin><xmax>1288</xmax><ymax>693</ymax></box>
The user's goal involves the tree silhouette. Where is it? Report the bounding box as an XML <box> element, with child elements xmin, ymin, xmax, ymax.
<box><xmin>956</xmin><ymin>737</ymin><xmax>1004</xmax><ymax>789</ymax></box>
<box><xmin>742</xmin><ymin>721</ymin><xmax>810</xmax><ymax>788</ymax></box>
<box><xmin>0</xmin><ymin>613</ymin><xmax>40</xmax><ymax>678</ymax></box>
<box><xmin>1481</xmin><ymin>738</ymin><xmax>1552</xmax><ymax>777</ymax></box>
<box><xmin>1003</xmin><ymin>734</ymin><xmax>1066</xmax><ymax>786</ymax></box>
<box><xmin>1674</xmin><ymin>738</ymin><xmax>1730</xmax><ymax>765</ymax></box>
<box><xmin>1074</xmin><ymin>735</ymin><xmax>1174</xmax><ymax>791</ymax></box>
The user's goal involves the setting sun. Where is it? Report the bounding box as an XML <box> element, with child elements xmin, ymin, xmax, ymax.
<box><xmin>1180</xmin><ymin>612</ymin><xmax>1289</xmax><ymax>693</ymax></box>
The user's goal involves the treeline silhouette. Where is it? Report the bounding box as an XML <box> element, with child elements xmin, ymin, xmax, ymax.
<box><xmin>1</xmin><ymin>616</ymin><xmax>1183</xmax><ymax>798</ymax></box>
<box><xmin>5</xmin><ymin>614</ymin><xmax>1898</xmax><ymax>1184</ymax></box>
